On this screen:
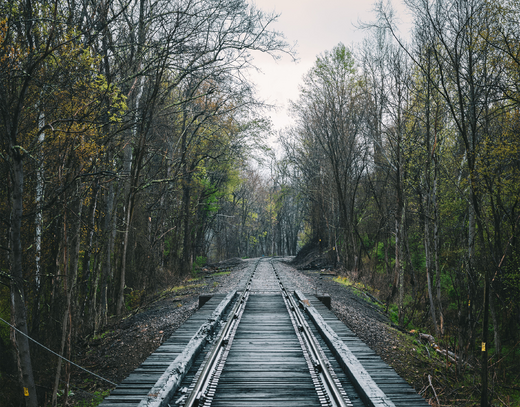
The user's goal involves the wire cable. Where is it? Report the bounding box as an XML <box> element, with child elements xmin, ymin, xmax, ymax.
<box><xmin>0</xmin><ymin>316</ymin><xmax>117</xmax><ymax>386</ymax></box>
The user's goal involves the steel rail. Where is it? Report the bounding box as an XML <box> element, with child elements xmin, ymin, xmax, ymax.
<box><xmin>273</xmin><ymin>265</ymin><xmax>349</xmax><ymax>407</ymax></box>
<box><xmin>285</xmin><ymin>290</ymin><xmax>348</xmax><ymax>407</ymax></box>
<box><xmin>182</xmin><ymin>262</ymin><xmax>257</xmax><ymax>407</ymax></box>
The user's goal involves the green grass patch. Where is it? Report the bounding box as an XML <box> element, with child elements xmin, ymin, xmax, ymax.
<box><xmin>170</xmin><ymin>283</ymin><xmax>206</xmax><ymax>292</ymax></box>
<box><xmin>388</xmin><ymin>303</ymin><xmax>399</xmax><ymax>325</ymax></box>
<box><xmin>74</xmin><ymin>389</ymin><xmax>110</xmax><ymax>407</ymax></box>
<box><xmin>160</xmin><ymin>282</ymin><xmax>207</xmax><ymax>296</ymax></box>
<box><xmin>211</xmin><ymin>271</ymin><xmax>230</xmax><ymax>277</ymax></box>
<box><xmin>333</xmin><ymin>275</ymin><xmax>378</xmax><ymax>293</ymax></box>
<box><xmin>333</xmin><ymin>275</ymin><xmax>361</xmax><ymax>288</ymax></box>
<box><xmin>92</xmin><ymin>330</ymin><xmax>113</xmax><ymax>341</ymax></box>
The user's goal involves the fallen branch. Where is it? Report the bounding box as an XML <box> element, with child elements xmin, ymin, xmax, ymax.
<box><xmin>417</xmin><ymin>332</ymin><xmax>472</xmax><ymax>368</ymax></box>
<box><xmin>434</xmin><ymin>347</ymin><xmax>457</xmax><ymax>364</ymax></box>
<box><xmin>419</xmin><ymin>333</ymin><xmax>435</xmax><ymax>343</ymax></box>
<box><xmin>429</xmin><ymin>374</ymin><xmax>440</xmax><ymax>406</ymax></box>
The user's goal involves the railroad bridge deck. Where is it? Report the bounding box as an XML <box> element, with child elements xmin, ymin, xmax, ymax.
<box><xmin>99</xmin><ymin>259</ymin><xmax>427</xmax><ymax>407</ymax></box>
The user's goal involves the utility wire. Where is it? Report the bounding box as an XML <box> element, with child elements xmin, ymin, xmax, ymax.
<box><xmin>0</xmin><ymin>316</ymin><xmax>117</xmax><ymax>386</ymax></box>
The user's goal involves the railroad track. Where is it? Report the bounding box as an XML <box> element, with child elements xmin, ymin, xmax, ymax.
<box><xmin>100</xmin><ymin>258</ymin><xmax>428</xmax><ymax>407</ymax></box>
<box><xmin>180</xmin><ymin>260</ymin><xmax>351</xmax><ymax>407</ymax></box>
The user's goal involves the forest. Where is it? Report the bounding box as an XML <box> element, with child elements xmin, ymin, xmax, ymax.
<box><xmin>282</xmin><ymin>0</ymin><xmax>520</xmax><ymax>405</ymax></box>
<box><xmin>1</xmin><ymin>0</ymin><xmax>519</xmax><ymax>406</ymax></box>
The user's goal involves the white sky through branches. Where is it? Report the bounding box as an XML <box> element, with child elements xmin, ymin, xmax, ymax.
<box><xmin>249</xmin><ymin>0</ymin><xmax>411</xmax><ymax>135</ymax></box>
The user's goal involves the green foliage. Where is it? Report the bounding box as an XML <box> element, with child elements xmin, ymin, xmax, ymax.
<box><xmin>163</xmin><ymin>238</ymin><xmax>172</xmax><ymax>258</ymax></box>
<box><xmin>298</xmin><ymin>223</ymin><xmax>312</xmax><ymax>248</ymax></box>
<box><xmin>192</xmin><ymin>256</ymin><xmax>207</xmax><ymax>275</ymax></box>
<box><xmin>388</xmin><ymin>303</ymin><xmax>399</xmax><ymax>326</ymax></box>
<box><xmin>211</xmin><ymin>271</ymin><xmax>230</xmax><ymax>277</ymax></box>
<box><xmin>314</xmin><ymin>42</ymin><xmax>356</xmax><ymax>78</ymax></box>
<box><xmin>200</xmin><ymin>177</ymin><xmax>221</xmax><ymax>214</ymax></box>
<box><xmin>74</xmin><ymin>390</ymin><xmax>110</xmax><ymax>407</ymax></box>
<box><xmin>375</xmin><ymin>242</ymin><xmax>386</xmax><ymax>273</ymax></box>
<box><xmin>124</xmin><ymin>289</ymin><xmax>144</xmax><ymax>310</ymax></box>
<box><xmin>503</xmin><ymin>252</ymin><xmax>520</xmax><ymax>302</ymax></box>
<box><xmin>362</xmin><ymin>235</ymin><xmax>373</xmax><ymax>251</ymax></box>
<box><xmin>92</xmin><ymin>330</ymin><xmax>113</xmax><ymax>341</ymax></box>
<box><xmin>249</xmin><ymin>235</ymin><xmax>258</xmax><ymax>246</ymax></box>
<box><xmin>374</xmin><ymin>238</ymin><xmax>395</xmax><ymax>274</ymax></box>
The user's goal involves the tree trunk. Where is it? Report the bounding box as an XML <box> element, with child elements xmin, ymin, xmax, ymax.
<box><xmin>33</xmin><ymin>111</ymin><xmax>45</xmax><ymax>335</ymax></box>
<box><xmin>182</xmin><ymin>171</ymin><xmax>192</xmax><ymax>272</ymax></box>
<box><xmin>489</xmin><ymin>288</ymin><xmax>500</xmax><ymax>359</ymax></box>
<box><xmin>396</xmin><ymin>209</ymin><xmax>405</xmax><ymax>326</ymax></box>
<box><xmin>52</xmin><ymin>189</ymin><xmax>83</xmax><ymax>406</ymax></box>
<box><xmin>100</xmin><ymin>181</ymin><xmax>116</xmax><ymax>328</ymax></box>
<box><xmin>10</xmin><ymin>153</ymin><xmax>38</xmax><ymax>407</ymax></box>
<box><xmin>79</xmin><ymin>180</ymin><xmax>100</xmax><ymax>327</ymax></box>
<box><xmin>425</xmin><ymin>194</ymin><xmax>439</xmax><ymax>336</ymax></box>
<box><xmin>481</xmin><ymin>276</ymin><xmax>490</xmax><ymax>407</ymax></box>
<box><xmin>396</xmin><ymin>133</ymin><xmax>405</xmax><ymax>326</ymax></box>
<box><xmin>433</xmin><ymin>161</ymin><xmax>444</xmax><ymax>334</ymax></box>
<box><xmin>51</xmin><ymin>209</ymin><xmax>68</xmax><ymax>407</ymax></box>
<box><xmin>117</xmin><ymin>197</ymin><xmax>132</xmax><ymax>316</ymax></box>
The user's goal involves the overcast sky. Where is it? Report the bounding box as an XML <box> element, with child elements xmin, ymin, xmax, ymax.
<box><xmin>248</xmin><ymin>0</ymin><xmax>411</xmax><ymax>135</ymax></box>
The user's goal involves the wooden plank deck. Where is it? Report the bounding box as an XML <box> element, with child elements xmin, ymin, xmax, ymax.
<box><xmin>99</xmin><ymin>294</ymin><xmax>230</xmax><ymax>406</ymax></box>
<box><xmin>303</xmin><ymin>294</ymin><xmax>429</xmax><ymax>407</ymax></box>
<box><xmin>211</xmin><ymin>294</ymin><xmax>322</xmax><ymax>407</ymax></box>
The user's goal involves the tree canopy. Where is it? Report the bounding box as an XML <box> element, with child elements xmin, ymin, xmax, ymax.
<box><xmin>1</xmin><ymin>0</ymin><xmax>520</xmax><ymax>406</ymax></box>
